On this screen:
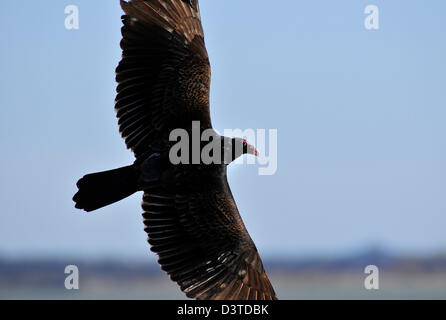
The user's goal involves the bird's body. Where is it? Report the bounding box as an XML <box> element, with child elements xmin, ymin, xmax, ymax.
<box><xmin>73</xmin><ymin>0</ymin><xmax>277</xmax><ymax>300</ymax></box>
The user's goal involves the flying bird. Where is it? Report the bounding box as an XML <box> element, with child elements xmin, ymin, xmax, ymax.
<box><xmin>73</xmin><ymin>0</ymin><xmax>277</xmax><ymax>300</ymax></box>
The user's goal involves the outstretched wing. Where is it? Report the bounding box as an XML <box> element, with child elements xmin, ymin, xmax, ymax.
<box><xmin>117</xmin><ymin>0</ymin><xmax>212</xmax><ymax>158</ymax></box>
<box><xmin>142</xmin><ymin>175</ymin><xmax>277</xmax><ymax>300</ymax></box>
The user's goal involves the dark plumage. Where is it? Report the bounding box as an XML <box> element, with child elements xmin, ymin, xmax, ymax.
<box><xmin>73</xmin><ymin>0</ymin><xmax>277</xmax><ymax>300</ymax></box>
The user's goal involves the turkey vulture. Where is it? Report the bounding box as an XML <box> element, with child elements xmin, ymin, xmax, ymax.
<box><xmin>73</xmin><ymin>0</ymin><xmax>277</xmax><ymax>300</ymax></box>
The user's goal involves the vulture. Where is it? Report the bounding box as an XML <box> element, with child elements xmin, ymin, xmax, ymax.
<box><xmin>73</xmin><ymin>0</ymin><xmax>277</xmax><ymax>300</ymax></box>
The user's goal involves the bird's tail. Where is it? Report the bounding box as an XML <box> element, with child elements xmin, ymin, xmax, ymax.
<box><xmin>73</xmin><ymin>165</ymin><xmax>139</xmax><ymax>212</ymax></box>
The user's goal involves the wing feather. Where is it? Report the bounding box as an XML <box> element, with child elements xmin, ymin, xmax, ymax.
<box><xmin>117</xmin><ymin>0</ymin><xmax>211</xmax><ymax>157</ymax></box>
<box><xmin>141</xmin><ymin>176</ymin><xmax>278</xmax><ymax>300</ymax></box>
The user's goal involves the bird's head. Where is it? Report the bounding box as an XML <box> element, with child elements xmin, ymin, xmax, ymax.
<box><xmin>222</xmin><ymin>137</ymin><xmax>259</xmax><ymax>164</ymax></box>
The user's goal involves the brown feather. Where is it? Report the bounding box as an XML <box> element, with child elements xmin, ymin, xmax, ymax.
<box><xmin>116</xmin><ymin>0</ymin><xmax>211</xmax><ymax>157</ymax></box>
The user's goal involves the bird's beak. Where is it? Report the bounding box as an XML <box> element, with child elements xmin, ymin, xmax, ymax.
<box><xmin>248</xmin><ymin>145</ymin><xmax>259</xmax><ymax>157</ymax></box>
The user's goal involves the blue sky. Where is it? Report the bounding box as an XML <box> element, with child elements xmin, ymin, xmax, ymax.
<box><xmin>0</xmin><ymin>0</ymin><xmax>445</xmax><ymax>261</ymax></box>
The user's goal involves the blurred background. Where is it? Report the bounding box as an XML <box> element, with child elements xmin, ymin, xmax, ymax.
<box><xmin>1</xmin><ymin>0</ymin><xmax>445</xmax><ymax>299</ymax></box>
